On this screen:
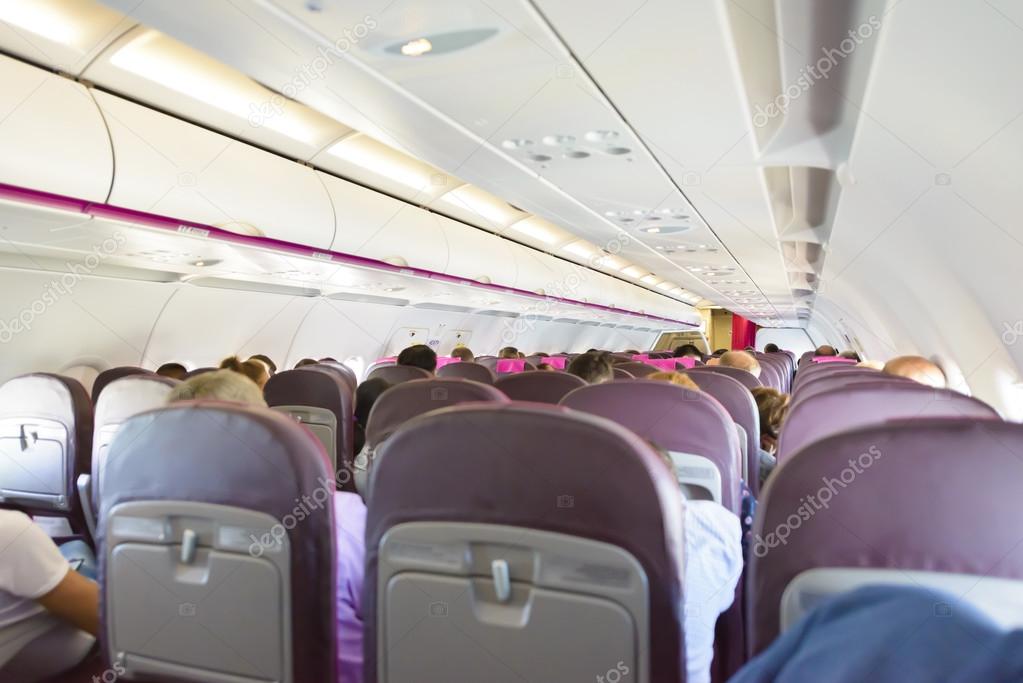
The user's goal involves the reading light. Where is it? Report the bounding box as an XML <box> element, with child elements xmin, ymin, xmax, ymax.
<box><xmin>400</xmin><ymin>38</ymin><xmax>433</xmax><ymax>56</ymax></box>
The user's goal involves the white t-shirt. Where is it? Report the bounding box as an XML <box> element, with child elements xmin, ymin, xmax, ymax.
<box><xmin>0</xmin><ymin>510</ymin><xmax>70</xmax><ymax>629</ymax></box>
<box><xmin>683</xmin><ymin>500</ymin><xmax>743</xmax><ymax>683</ymax></box>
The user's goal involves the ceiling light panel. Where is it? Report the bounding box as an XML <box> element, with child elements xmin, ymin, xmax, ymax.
<box><xmin>433</xmin><ymin>184</ymin><xmax>527</xmax><ymax>229</ymax></box>
<box><xmin>507</xmin><ymin>217</ymin><xmax>570</xmax><ymax>245</ymax></box>
<box><xmin>88</xmin><ymin>27</ymin><xmax>348</xmax><ymax>158</ymax></box>
<box><xmin>0</xmin><ymin>0</ymin><xmax>131</xmax><ymax>74</ymax></box>
<box><xmin>323</xmin><ymin>133</ymin><xmax>457</xmax><ymax>202</ymax></box>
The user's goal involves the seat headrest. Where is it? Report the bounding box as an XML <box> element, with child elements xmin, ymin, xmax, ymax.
<box><xmin>750</xmin><ymin>418</ymin><xmax>1023</xmax><ymax>653</ymax></box>
<box><xmin>561</xmin><ymin>379</ymin><xmax>742</xmax><ymax>511</ymax></box>
<box><xmin>494</xmin><ymin>371</ymin><xmax>585</xmax><ymax>403</ymax></box>
<box><xmin>91</xmin><ymin>367</ymin><xmax>152</xmax><ymax>403</ymax></box>
<box><xmin>365</xmin><ymin>402</ymin><xmax>685</xmax><ymax>682</ymax></box>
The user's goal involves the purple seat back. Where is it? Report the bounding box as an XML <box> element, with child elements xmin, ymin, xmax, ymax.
<box><xmin>812</xmin><ymin>355</ymin><xmax>856</xmax><ymax>364</ymax></box>
<box><xmin>92</xmin><ymin>374</ymin><xmax>177</xmax><ymax>506</ymax></box>
<box><xmin>365</xmin><ymin>403</ymin><xmax>685</xmax><ymax>682</ymax></box>
<box><xmin>792</xmin><ymin>362</ymin><xmax>867</xmax><ymax>388</ymax></box>
<box><xmin>792</xmin><ymin>373</ymin><xmax>911</xmax><ymax>405</ymax></box>
<box><xmin>92</xmin><ymin>366</ymin><xmax>152</xmax><ymax>403</ymax></box>
<box><xmin>750</xmin><ymin>418</ymin><xmax>1023</xmax><ymax>654</ymax></box>
<box><xmin>367</xmin><ymin>364</ymin><xmax>432</xmax><ymax>384</ymax></box>
<box><xmin>317</xmin><ymin>361</ymin><xmax>357</xmax><ymax>388</ymax></box>
<box><xmin>495</xmin><ymin>358</ymin><xmax>530</xmax><ymax>374</ymax></box>
<box><xmin>436</xmin><ymin>361</ymin><xmax>497</xmax><ymax>384</ymax></box>
<box><xmin>778</xmin><ymin>383</ymin><xmax>1000</xmax><ymax>461</ymax></box>
<box><xmin>494</xmin><ymin>371</ymin><xmax>586</xmax><ymax>404</ymax></box>
<box><xmin>561</xmin><ymin>380</ymin><xmax>742</xmax><ymax>511</ymax></box>
<box><xmin>615</xmin><ymin>361</ymin><xmax>659</xmax><ymax>378</ymax></box>
<box><xmin>264</xmin><ymin>367</ymin><xmax>355</xmax><ymax>490</ymax></box>
<box><xmin>0</xmin><ymin>373</ymin><xmax>93</xmax><ymax>531</ymax></box>
<box><xmin>688</xmin><ymin>365</ymin><xmax>763</xmax><ymax>391</ymax></box>
<box><xmin>365</xmin><ymin>378</ymin><xmax>508</xmax><ymax>447</ymax></box>
<box><xmin>685</xmin><ymin>371</ymin><xmax>762</xmax><ymax>493</ymax></box>
<box><xmin>99</xmin><ymin>402</ymin><xmax>335</xmax><ymax>682</ymax></box>
<box><xmin>755</xmin><ymin>354</ymin><xmax>790</xmax><ymax>392</ymax></box>
<box><xmin>754</xmin><ymin>360</ymin><xmax>783</xmax><ymax>391</ymax></box>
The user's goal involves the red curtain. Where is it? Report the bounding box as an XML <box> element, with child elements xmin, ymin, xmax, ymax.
<box><xmin>731</xmin><ymin>314</ymin><xmax>759</xmax><ymax>350</ymax></box>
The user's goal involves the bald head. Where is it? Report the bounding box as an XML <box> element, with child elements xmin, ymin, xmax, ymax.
<box><xmin>883</xmin><ymin>355</ymin><xmax>947</xmax><ymax>388</ymax></box>
<box><xmin>719</xmin><ymin>350</ymin><xmax>762</xmax><ymax>378</ymax></box>
<box><xmin>815</xmin><ymin>345</ymin><xmax>838</xmax><ymax>357</ymax></box>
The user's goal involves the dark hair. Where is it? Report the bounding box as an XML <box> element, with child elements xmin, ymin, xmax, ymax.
<box><xmin>673</xmin><ymin>344</ymin><xmax>702</xmax><ymax>358</ymax></box>
<box><xmin>156</xmin><ymin>362</ymin><xmax>188</xmax><ymax>380</ymax></box>
<box><xmin>498</xmin><ymin>346</ymin><xmax>519</xmax><ymax>359</ymax></box>
<box><xmin>295</xmin><ymin>358</ymin><xmax>318</xmax><ymax>368</ymax></box>
<box><xmin>451</xmin><ymin>347</ymin><xmax>475</xmax><ymax>362</ymax></box>
<box><xmin>815</xmin><ymin>345</ymin><xmax>838</xmax><ymax>357</ymax></box>
<box><xmin>533</xmin><ymin>352</ymin><xmax>550</xmax><ymax>358</ymax></box>
<box><xmin>248</xmin><ymin>354</ymin><xmax>277</xmax><ymax>374</ymax></box>
<box><xmin>567</xmin><ymin>352</ymin><xmax>614</xmax><ymax>384</ymax></box>
<box><xmin>319</xmin><ymin>357</ymin><xmax>337</xmax><ymax>362</ymax></box>
<box><xmin>219</xmin><ymin>355</ymin><xmax>269</xmax><ymax>388</ymax></box>
<box><xmin>840</xmin><ymin>350</ymin><xmax>861</xmax><ymax>361</ymax></box>
<box><xmin>713</xmin><ymin>348</ymin><xmax>729</xmax><ymax>357</ymax></box>
<box><xmin>397</xmin><ymin>344</ymin><xmax>438</xmax><ymax>372</ymax></box>
<box><xmin>353</xmin><ymin>377</ymin><xmax>392</xmax><ymax>454</ymax></box>
<box><xmin>764</xmin><ymin>343</ymin><xmax>780</xmax><ymax>353</ymax></box>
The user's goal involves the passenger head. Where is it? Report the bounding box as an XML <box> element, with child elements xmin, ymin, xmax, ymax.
<box><xmin>156</xmin><ymin>362</ymin><xmax>187</xmax><ymax>380</ymax></box>
<box><xmin>857</xmin><ymin>359</ymin><xmax>885</xmax><ymax>370</ymax></box>
<box><xmin>751</xmin><ymin>387</ymin><xmax>790</xmax><ymax>450</ymax></box>
<box><xmin>566</xmin><ymin>352</ymin><xmax>614</xmax><ymax>384</ymax></box>
<box><xmin>882</xmin><ymin>355</ymin><xmax>947</xmax><ymax>388</ymax></box>
<box><xmin>294</xmin><ymin>358</ymin><xmax>318</xmax><ymax>368</ymax></box>
<box><xmin>536</xmin><ymin>363</ymin><xmax>555</xmax><ymax>371</ymax></box>
<box><xmin>247</xmin><ymin>354</ymin><xmax>277</xmax><ymax>376</ymax></box>
<box><xmin>450</xmin><ymin>346</ymin><xmax>474</xmax><ymax>363</ymax></box>
<box><xmin>814</xmin><ymin>345</ymin><xmax>838</xmax><ymax>357</ymax></box>
<box><xmin>354</xmin><ymin>377</ymin><xmax>392</xmax><ymax>428</ymax></box>
<box><xmin>764</xmin><ymin>343</ymin><xmax>780</xmax><ymax>353</ymax></box>
<box><xmin>713</xmin><ymin>348</ymin><xmax>729</xmax><ymax>357</ymax></box>
<box><xmin>396</xmin><ymin>344</ymin><xmax>437</xmax><ymax>373</ymax></box>
<box><xmin>839</xmin><ymin>350</ymin><xmax>861</xmax><ymax>361</ymax></box>
<box><xmin>220</xmin><ymin>355</ymin><xmax>270</xmax><ymax>389</ymax></box>
<box><xmin>167</xmin><ymin>369</ymin><xmax>267</xmax><ymax>406</ymax></box>
<box><xmin>533</xmin><ymin>352</ymin><xmax>550</xmax><ymax>358</ymax></box>
<box><xmin>648</xmin><ymin>371</ymin><xmax>700</xmax><ymax>391</ymax></box>
<box><xmin>719</xmin><ymin>350</ymin><xmax>762</xmax><ymax>378</ymax></box>
<box><xmin>673</xmin><ymin>344</ymin><xmax>702</xmax><ymax>358</ymax></box>
<box><xmin>498</xmin><ymin>346</ymin><xmax>519</xmax><ymax>359</ymax></box>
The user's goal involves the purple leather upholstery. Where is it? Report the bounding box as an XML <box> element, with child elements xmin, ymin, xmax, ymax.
<box><xmin>436</xmin><ymin>361</ymin><xmax>497</xmax><ymax>384</ymax></box>
<box><xmin>91</xmin><ymin>366</ymin><xmax>152</xmax><ymax>403</ymax></box>
<box><xmin>264</xmin><ymin>367</ymin><xmax>356</xmax><ymax>491</ymax></box>
<box><xmin>755</xmin><ymin>361</ymin><xmax>783</xmax><ymax>392</ymax></box>
<box><xmin>99</xmin><ymin>402</ymin><xmax>336</xmax><ymax>682</ymax></box>
<box><xmin>494</xmin><ymin>371</ymin><xmax>586</xmax><ymax>404</ymax></box>
<box><xmin>364</xmin><ymin>403</ymin><xmax>686</xmax><ymax>683</ymax></box>
<box><xmin>792</xmin><ymin>373</ymin><xmax>911</xmax><ymax>405</ymax></box>
<box><xmin>688</xmin><ymin>365</ymin><xmax>763</xmax><ymax>391</ymax></box>
<box><xmin>0</xmin><ymin>373</ymin><xmax>93</xmax><ymax>532</ymax></box>
<box><xmin>367</xmin><ymin>364</ymin><xmax>432</xmax><ymax>384</ymax></box>
<box><xmin>92</xmin><ymin>374</ymin><xmax>177</xmax><ymax>506</ymax></box>
<box><xmin>755</xmin><ymin>354</ymin><xmax>790</xmax><ymax>392</ymax></box>
<box><xmin>792</xmin><ymin>363</ymin><xmax>868</xmax><ymax>390</ymax></box>
<box><xmin>812</xmin><ymin>356</ymin><xmax>856</xmax><ymax>364</ymax></box>
<box><xmin>749</xmin><ymin>418</ymin><xmax>1023</xmax><ymax>654</ymax></box>
<box><xmin>365</xmin><ymin>378</ymin><xmax>508</xmax><ymax>447</ymax></box>
<box><xmin>615</xmin><ymin>361</ymin><xmax>659</xmax><ymax>378</ymax></box>
<box><xmin>778</xmin><ymin>383</ymin><xmax>1000</xmax><ymax>461</ymax></box>
<box><xmin>317</xmin><ymin>361</ymin><xmax>357</xmax><ymax>389</ymax></box>
<box><xmin>685</xmin><ymin>372</ymin><xmax>762</xmax><ymax>494</ymax></box>
<box><xmin>613</xmin><ymin>367</ymin><xmax>635</xmax><ymax>380</ymax></box>
<box><xmin>561</xmin><ymin>379</ymin><xmax>743</xmax><ymax>512</ymax></box>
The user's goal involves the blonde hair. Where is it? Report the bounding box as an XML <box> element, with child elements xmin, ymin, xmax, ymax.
<box><xmin>719</xmin><ymin>351</ymin><xmax>762</xmax><ymax>378</ymax></box>
<box><xmin>648</xmin><ymin>371</ymin><xmax>700</xmax><ymax>391</ymax></box>
<box><xmin>167</xmin><ymin>369</ymin><xmax>267</xmax><ymax>406</ymax></box>
<box><xmin>220</xmin><ymin>355</ymin><xmax>269</xmax><ymax>389</ymax></box>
